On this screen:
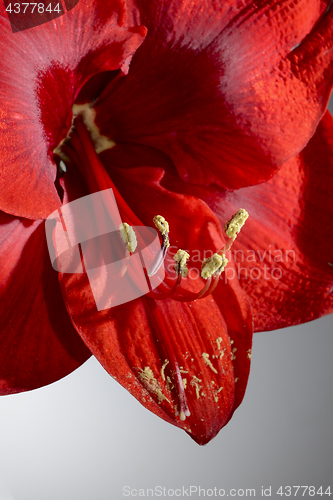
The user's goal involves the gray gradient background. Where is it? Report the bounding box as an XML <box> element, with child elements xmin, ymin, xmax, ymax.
<box><xmin>0</xmin><ymin>100</ymin><xmax>332</xmax><ymax>500</ymax></box>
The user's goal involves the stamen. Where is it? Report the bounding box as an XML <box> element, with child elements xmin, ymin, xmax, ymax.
<box><xmin>147</xmin><ymin>248</ymin><xmax>187</xmax><ymax>300</ymax></box>
<box><xmin>146</xmin><ymin>271</ymin><xmax>182</xmax><ymax>300</ymax></box>
<box><xmin>224</xmin><ymin>209</ymin><xmax>249</xmax><ymax>238</ymax></box>
<box><xmin>153</xmin><ymin>215</ymin><xmax>170</xmax><ymax>248</ymax></box>
<box><xmin>119</xmin><ymin>223</ymin><xmax>137</xmax><ymax>253</ymax></box>
<box><xmin>155</xmin><ymin>274</ymin><xmax>218</xmax><ymax>303</ymax></box>
<box><xmin>53</xmin><ymin>117</ymin><xmax>252</xmax><ymax>421</ymax></box>
<box><xmin>198</xmin><ymin>275</ymin><xmax>220</xmax><ymax>298</ymax></box>
<box><xmin>219</xmin><ymin>209</ymin><xmax>249</xmax><ymax>254</ymax></box>
<box><xmin>201</xmin><ymin>253</ymin><xmax>228</xmax><ymax>279</ymax></box>
<box><xmin>147</xmin><ymin>246</ymin><xmax>168</xmax><ymax>277</ymax></box>
<box><xmin>148</xmin><ymin>251</ymin><xmax>226</xmax><ymax>302</ymax></box>
<box><xmin>173</xmin><ymin>249</ymin><xmax>190</xmax><ymax>277</ymax></box>
<box><xmin>56</xmin><ymin>117</ymin><xmax>249</xmax><ymax>307</ymax></box>
<box><xmin>148</xmin><ymin>215</ymin><xmax>171</xmax><ymax>277</ymax></box>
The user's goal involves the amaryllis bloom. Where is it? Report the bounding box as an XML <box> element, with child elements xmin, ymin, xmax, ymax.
<box><xmin>0</xmin><ymin>0</ymin><xmax>332</xmax><ymax>445</ymax></box>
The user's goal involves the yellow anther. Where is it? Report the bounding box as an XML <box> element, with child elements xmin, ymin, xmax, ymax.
<box><xmin>119</xmin><ymin>223</ymin><xmax>137</xmax><ymax>253</ymax></box>
<box><xmin>201</xmin><ymin>253</ymin><xmax>228</xmax><ymax>279</ymax></box>
<box><xmin>173</xmin><ymin>249</ymin><xmax>190</xmax><ymax>277</ymax></box>
<box><xmin>224</xmin><ymin>209</ymin><xmax>249</xmax><ymax>238</ymax></box>
<box><xmin>153</xmin><ymin>215</ymin><xmax>170</xmax><ymax>247</ymax></box>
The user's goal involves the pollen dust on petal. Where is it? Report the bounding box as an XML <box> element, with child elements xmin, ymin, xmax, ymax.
<box><xmin>160</xmin><ymin>359</ymin><xmax>169</xmax><ymax>381</ymax></box>
<box><xmin>166</xmin><ymin>376</ymin><xmax>174</xmax><ymax>391</ymax></box>
<box><xmin>202</xmin><ymin>352</ymin><xmax>218</xmax><ymax>374</ymax></box>
<box><xmin>214</xmin><ymin>337</ymin><xmax>226</xmax><ymax>359</ymax></box>
<box><xmin>214</xmin><ymin>386</ymin><xmax>223</xmax><ymax>403</ymax></box>
<box><xmin>138</xmin><ymin>367</ymin><xmax>171</xmax><ymax>404</ymax></box>
<box><xmin>190</xmin><ymin>376</ymin><xmax>203</xmax><ymax>399</ymax></box>
<box><xmin>215</xmin><ymin>337</ymin><xmax>223</xmax><ymax>350</ymax></box>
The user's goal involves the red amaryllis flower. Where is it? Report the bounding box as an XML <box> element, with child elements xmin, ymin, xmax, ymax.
<box><xmin>0</xmin><ymin>0</ymin><xmax>332</xmax><ymax>446</ymax></box>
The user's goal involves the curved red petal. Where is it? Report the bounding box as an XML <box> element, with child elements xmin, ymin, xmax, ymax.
<box><xmin>94</xmin><ymin>0</ymin><xmax>333</xmax><ymax>190</ymax></box>
<box><xmin>60</xmin><ymin>278</ymin><xmax>235</xmax><ymax>445</ymax></box>
<box><xmin>107</xmin><ymin>161</ymin><xmax>254</xmax><ymax>415</ymax></box>
<box><xmin>169</xmin><ymin>111</ymin><xmax>333</xmax><ymax>331</ymax></box>
<box><xmin>0</xmin><ymin>0</ymin><xmax>145</xmax><ymax>219</ymax></box>
<box><xmin>58</xmin><ymin>163</ymin><xmax>253</xmax><ymax>444</ymax></box>
<box><xmin>0</xmin><ymin>211</ymin><xmax>91</xmax><ymax>395</ymax></box>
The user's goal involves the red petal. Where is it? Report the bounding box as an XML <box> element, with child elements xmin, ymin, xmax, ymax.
<box><xmin>165</xmin><ymin>111</ymin><xmax>333</xmax><ymax>331</ymax></box>
<box><xmin>105</xmin><ymin>161</ymin><xmax>253</xmax><ymax>416</ymax></box>
<box><xmin>58</xmin><ymin>163</ymin><xmax>253</xmax><ymax>444</ymax></box>
<box><xmin>0</xmin><ymin>211</ymin><xmax>91</xmax><ymax>395</ymax></box>
<box><xmin>0</xmin><ymin>0</ymin><xmax>145</xmax><ymax>219</ymax></box>
<box><xmin>94</xmin><ymin>0</ymin><xmax>333</xmax><ymax>190</ymax></box>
